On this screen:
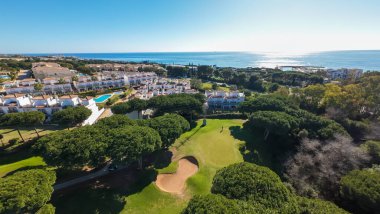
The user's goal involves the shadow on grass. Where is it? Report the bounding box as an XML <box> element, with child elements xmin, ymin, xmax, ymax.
<box><xmin>229</xmin><ymin>125</ymin><xmax>284</xmax><ymax>174</ymax></box>
<box><xmin>175</xmin><ymin>126</ymin><xmax>203</xmax><ymax>148</ymax></box>
<box><xmin>53</xmin><ymin>188</ymin><xmax>125</xmax><ymax>214</ymax></box>
<box><xmin>52</xmin><ymin>168</ymin><xmax>158</xmax><ymax>214</ymax></box>
<box><xmin>151</xmin><ymin>149</ymin><xmax>173</xmax><ymax>170</ymax></box>
<box><xmin>0</xmin><ymin>148</ymin><xmax>35</xmax><ymax>165</ymax></box>
<box><xmin>2</xmin><ymin>165</ymin><xmax>47</xmax><ymax>177</ymax></box>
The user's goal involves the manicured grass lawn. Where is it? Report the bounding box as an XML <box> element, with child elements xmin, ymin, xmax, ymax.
<box><xmin>53</xmin><ymin>119</ymin><xmax>273</xmax><ymax>214</ymax></box>
<box><xmin>157</xmin><ymin>161</ymin><xmax>178</xmax><ymax>174</ymax></box>
<box><xmin>0</xmin><ymin>125</ymin><xmax>62</xmax><ymax>146</ymax></box>
<box><xmin>201</xmin><ymin>82</ymin><xmax>230</xmax><ymax>92</ymax></box>
<box><xmin>122</xmin><ymin>184</ymin><xmax>185</xmax><ymax>214</ymax></box>
<box><xmin>0</xmin><ymin>156</ymin><xmax>46</xmax><ymax>177</ymax></box>
<box><xmin>124</xmin><ymin>119</ymin><xmax>245</xmax><ymax>213</ymax></box>
<box><xmin>0</xmin><ymin>148</ymin><xmax>46</xmax><ymax>178</ymax></box>
<box><xmin>217</xmin><ymin>86</ymin><xmax>230</xmax><ymax>92</ymax></box>
<box><xmin>201</xmin><ymin>82</ymin><xmax>212</xmax><ymax>90</ymax></box>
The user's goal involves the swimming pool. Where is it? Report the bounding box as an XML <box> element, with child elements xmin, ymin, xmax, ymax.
<box><xmin>94</xmin><ymin>94</ymin><xmax>112</xmax><ymax>103</ymax></box>
<box><xmin>0</xmin><ymin>75</ymin><xmax>10</xmax><ymax>79</ymax></box>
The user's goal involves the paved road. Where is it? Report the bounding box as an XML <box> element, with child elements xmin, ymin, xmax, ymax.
<box><xmin>54</xmin><ymin>163</ymin><xmax>112</xmax><ymax>191</ymax></box>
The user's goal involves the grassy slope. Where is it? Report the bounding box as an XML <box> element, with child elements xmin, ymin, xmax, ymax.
<box><xmin>0</xmin><ymin>148</ymin><xmax>46</xmax><ymax>177</ymax></box>
<box><xmin>52</xmin><ymin>119</ymin><xmax>266</xmax><ymax>214</ymax></box>
<box><xmin>0</xmin><ymin>156</ymin><xmax>46</xmax><ymax>177</ymax></box>
<box><xmin>0</xmin><ymin>126</ymin><xmax>61</xmax><ymax>145</ymax></box>
<box><xmin>201</xmin><ymin>83</ymin><xmax>230</xmax><ymax>92</ymax></box>
<box><xmin>124</xmin><ymin>119</ymin><xmax>245</xmax><ymax>213</ymax></box>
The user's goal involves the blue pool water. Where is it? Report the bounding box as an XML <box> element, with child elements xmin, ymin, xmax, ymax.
<box><xmin>94</xmin><ymin>94</ymin><xmax>112</xmax><ymax>103</ymax></box>
<box><xmin>0</xmin><ymin>75</ymin><xmax>10</xmax><ymax>79</ymax></box>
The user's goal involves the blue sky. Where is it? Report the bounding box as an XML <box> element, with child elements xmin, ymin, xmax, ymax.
<box><xmin>1</xmin><ymin>0</ymin><xmax>380</xmax><ymax>53</ymax></box>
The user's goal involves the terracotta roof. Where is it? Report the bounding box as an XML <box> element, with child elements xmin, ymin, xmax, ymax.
<box><xmin>32</xmin><ymin>95</ymin><xmax>52</xmax><ymax>100</ymax></box>
<box><xmin>2</xmin><ymin>81</ymin><xmax>15</xmax><ymax>84</ymax></box>
<box><xmin>59</xmin><ymin>94</ymin><xmax>78</xmax><ymax>99</ymax></box>
<box><xmin>43</xmin><ymin>77</ymin><xmax>58</xmax><ymax>81</ymax></box>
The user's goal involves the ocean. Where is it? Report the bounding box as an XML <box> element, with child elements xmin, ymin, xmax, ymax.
<box><xmin>26</xmin><ymin>50</ymin><xmax>380</xmax><ymax>71</ymax></box>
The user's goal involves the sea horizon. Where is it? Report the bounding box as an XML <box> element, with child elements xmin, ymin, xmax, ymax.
<box><xmin>12</xmin><ymin>50</ymin><xmax>380</xmax><ymax>71</ymax></box>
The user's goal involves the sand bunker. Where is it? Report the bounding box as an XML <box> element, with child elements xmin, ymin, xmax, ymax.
<box><xmin>155</xmin><ymin>157</ymin><xmax>199</xmax><ymax>194</ymax></box>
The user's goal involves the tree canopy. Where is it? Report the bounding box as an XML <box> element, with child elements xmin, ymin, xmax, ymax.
<box><xmin>296</xmin><ymin>197</ymin><xmax>348</xmax><ymax>214</ymax></box>
<box><xmin>211</xmin><ymin>162</ymin><xmax>298</xmax><ymax>211</ymax></box>
<box><xmin>35</xmin><ymin>204</ymin><xmax>55</xmax><ymax>214</ymax></box>
<box><xmin>240</xmin><ymin>95</ymin><xmax>348</xmax><ymax>140</ymax></box>
<box><xmin>106</xmin><ymin>126</ymin><xmax>162</xmax><ymax>165</ymax></box>
<box><xmin>361</xmin><ymin>140</ymin><xmax>380</xmax><ymax>164</ymax></box>
<box><xmin>34</xmin><ymin>126</ymin><xmax>108</xmax><ymax>168</ymax></box>
<box><xmin>0</xmin><ymin>169</ymin><xmax>56</xmax><ymax>213</ymax></box>
<box><xmin>340</xmin><ymin>168</ymin><xmax>380</xmax><ymax>213</ymax></box>
<box><xmin>0</xmin><ymin>111</ymin><xmax>45</xmax><ymax>127</ymax></box>
<box><xmin>239</xmin><ymin>95</ymin><xmax>290</xmax><ymax>113</ymax></box>
<box><xmin>183</xmin><ymin>162</ymin><xmax>349</xmax><ymax>214</ymax></box>
<box><xmin>95</xmin><ymin>114</ymin><xmax>137</xmax><ymax>129</ymax></box>
<box><xmin>248</xmin><ymin>111</ymin><xmax>300</xmax><ymax>140</ymax></box>
<box><xmin>182</xmin><ymin>194</ymin><xmax>265</xmax><ymax>214</ymax></box>
<box><xmin>147</xmin><ymin>94</ymin><xmax>204</xmax><ymax>117</ymax></box>
<box><xmin>285</xmin><ymin>108</ymin><xmax>347</xmax><ymax>140</ymax></box>
<box><xmin>51</xmin><ymin>106</ymin><xmax>91</xmax><ymax>126</ymax></box>
<box><xmin>137</xmin><ymin>114</ymin><xmax>190</xmax><ymax>147</ymax></box>
<box><xmin>286</xmin><ymin>136</ymin><xmax>369</xmax><ymax>199</ymax></box>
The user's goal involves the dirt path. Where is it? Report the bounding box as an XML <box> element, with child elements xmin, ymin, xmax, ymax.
<box><xmin>155</xmin><ymin>157</ymin><xmax>198</xmax><ymax>195</ymax></box>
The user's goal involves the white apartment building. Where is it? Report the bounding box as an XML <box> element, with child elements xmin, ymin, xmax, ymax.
<box><xmin>4</xmin><ymin>78</ymin><xmax>37</xmax><ymax>94</ymax></box>
<box><xmin>74</xmin><ymin>72</ymin><xmax>129</xmax><ymax>92</ymax></box>
<box><xmin>205</xmin><ymin>90</ymin><xmax>245</xmax><ymax>110</ymax></box>
<box><xmin>136</xmin><ymin>78</ymin><xmax>194</xmax><ymax>98</ymax></box>
<box><xmin>0</xmin><ymin>94</ymin><xmax>104</xmax><ymax>125</ymax></box>
<box><xmin>327</xmin><ymin>68</ymin><xmax>363</xmax><ymax>80</ymax></box>
<box><xmin>1</xmin><ymin>72</ymin><xmax>158</xmax><ymax>95</ymax></box>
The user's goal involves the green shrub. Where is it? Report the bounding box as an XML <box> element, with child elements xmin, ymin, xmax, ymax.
<box><xmin>361</xmin><ymin>141</ymin><xmax>380</xmax><ymax>164</ymax></box>
<box><xmin>211</xmin><ymin>162</ymin><xmax>298</xmax><ymax>211</ymax></box>
<box><xmin>36</xmin><ymin>204</ymin><xmax>55</xmax><ymax>214</ymax></box>
<box><xmin>340</xmin><ymin>168</ymin><xmax>380</xmax><ymax>213</ymax></box>
<box><xmin>8</xmin><ymin>138</ymin><xmax>20</xmax><ymax>145</ymax></box>
<box><xmin>105</xmin><ymin>95</ymin><xmax>120</xmax><ymax>106</ymax></box>
<box><xmin>182</xmin><ymin>194</ymin><xmax>265</xmax><ymax>214</ymax></box>
<box><xmin>296</xmin><ymin>197</ymin><xmax>349</xmax><ymax>214</ymax></box>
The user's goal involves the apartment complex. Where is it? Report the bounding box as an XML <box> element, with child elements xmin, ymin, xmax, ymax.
<box><xmin>0</xmin><ymin>94</ymin><xmax>103</xmax><ymax>125</ymax></box>
<box><xmin>134</xmin><ymin>78</ymin><xmax>197</xmax><ymax>100</ymax></box>
<box><xmin>326</xmin><ymin>68</ymin><xmax>363</xmax><ymax>80</ymax></box>
<box><xmin>75</xmin><ymin>72</ymin><xmax>157</xmax><ymax>92</ymax></box>
<box><xmin>205</xmin><ymin>90</ymin><xmax>245</xmax><ymax>110</ymax></box>
<box><xmin>1</xmin><ymin>66</ymin><xmax>158</xmax><ymax>95</ymax></box>
<box><xmin>32</xmin><ymin>62</ymin><xmax>76</xmax><ymax>80</ymax></box>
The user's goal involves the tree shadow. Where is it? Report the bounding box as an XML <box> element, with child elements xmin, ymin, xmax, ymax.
<box><xmin>229</xmin><ymin>125</ymin><xmax>284</xmax><ymax>175</ymax></box>
<box><xmin>2</xmin><ymin>165</ymin><xmax>47</xmax><ymax>177</ymax></box>
<box><xmin>150</xmin><ymin>149</ymin><xmax>173</xmax><ymax>170</ymax></box>
<box><xmin>176</xmin><ymin>126</ymin><xmax>203</xmax><ymax>148</ymax></box>
<box><xmin>0</xmin><ymin>148</ymin><xmax>35</xmax><ymax>165</ymax></box>
<box><xmin>53</xmin><ymin>187</ymin><xmax>125</xmax><ymax>214</ymax></box>
<box><xmin>52</xmin><ymin>167</ymin><xmax>158</xmax><ymax>214</ymax></box>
